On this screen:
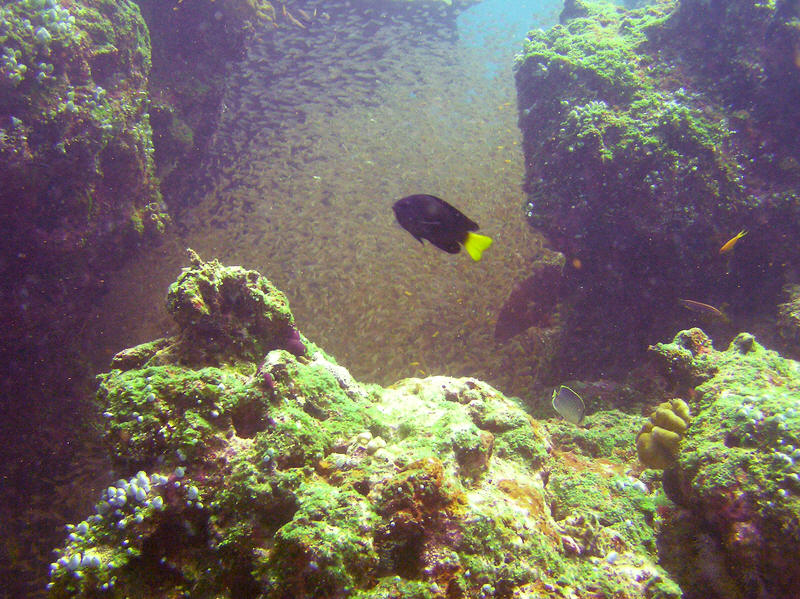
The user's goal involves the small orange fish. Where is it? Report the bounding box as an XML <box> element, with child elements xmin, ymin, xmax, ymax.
<box><xmin>719</xmin><ymin>229</ymin><xmax>747</xmax><ymax>254</ymax></box>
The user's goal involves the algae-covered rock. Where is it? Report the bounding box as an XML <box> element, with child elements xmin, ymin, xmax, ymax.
<box><xmin>164</xmin><ymin>248</ymin><xmax>297</xmax><ymax>362</ymax></box>
<box><xmin>0</xmin><ymin>0</ymin><xmax>167</xmax><ymax>263</ymax></box>
<box><xmin>48</xmin><ymin>256</ymin><xmax>681</xmax><ymax>598</ymax></box>
<box><xmin>653</xmin><ymin>329</ymin><xmax>800</xmax><ymax>598</ymax></box>
<box><xmin>648</xmin><ymin>327</ymin><xmax>717</xmax><ymax>387</ymax></box>
<box><xmin>514</xmin><ymin>0</ymin><xmax>800</xmax><ymax>377</ymax></box>
<box><xmin>0</xmin><ymin>0</ymin><xmax>169</xmax><ymax>412</ymax></box>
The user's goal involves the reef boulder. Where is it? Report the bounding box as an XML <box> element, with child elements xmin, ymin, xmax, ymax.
<box><xmin>650</xmin><ymin>328</ymin><xmax>800</xmax><ymax>598</ymax></box>
<box><xmin>48</xmin><ymin>254</ymin><xmax>681</xmax><ymax>598</ymax></box>
<box><xmin>514</xmin><ymin>0</ymin><xmax>800</xmax><ymax>377</ymax></box>
<box><xmin>0</xmin><ymin>0</ymin><xmax>168</xmax><ymax>406</ymax></box>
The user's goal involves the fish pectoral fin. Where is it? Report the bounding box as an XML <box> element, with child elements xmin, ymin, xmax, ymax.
<box><xmin>464</xmin><ymin>232</ymin><xmax>493</xmax><ymax>261</ymax></box>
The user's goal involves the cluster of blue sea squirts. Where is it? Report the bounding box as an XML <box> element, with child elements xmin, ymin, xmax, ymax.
<box><xmin>47</xmin><ymin>468</ymin><xmax>201</xmax><ymax>592</ymax></box>
<box><xmin>1</xmin><ymin>0</ymin><xmax>74</xmax><ymax>86</ymax></box>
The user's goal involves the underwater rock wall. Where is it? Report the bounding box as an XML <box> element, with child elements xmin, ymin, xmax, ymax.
<box><xmin>48</xmin><ymin>253</ymin><xmax>684</xmax><ymax>598</ymax></box>
<box><xmin>513</xmin><ymin>0</ymin><xmax>800</xmax><ymax>377</ymax></box>
<box><xmin>0</xmin><ymin>0</ymin><xmax>168</xmax><ymax>401</ymax></box>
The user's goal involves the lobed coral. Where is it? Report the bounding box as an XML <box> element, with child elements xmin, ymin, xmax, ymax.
<box><xmin>636</xmin><ymin>399</ymin><xmax>691</xmax><ymax>469</ymax></box>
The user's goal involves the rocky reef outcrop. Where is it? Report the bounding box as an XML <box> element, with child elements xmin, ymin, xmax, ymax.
<box><xmin>513</xmin><ymin>0</ymin><xmax>800</xmax><ymax>376</ymax></box>
<box><xmin>650</xmin><ymin>328</ymin><xmax>800</xmax><ymax>599</ymax></box>
<box><xmin>0</xmin><ymin>0</ymin><xmax>166</xmax><ymax>259</ymax></box>
<box><xmin>778</xmin><ymin>284</ymin><xmax>800</xmax><ymax>349</ymax></box>
<box><xmin>0</xmin><ymin>0</ymin><xmax>169</xmax><ymax>412</ymax></box>
<box><xmin>48</xmin><ymin>253</ymin><xmax>682</xmax><ymax>598</ymax></box>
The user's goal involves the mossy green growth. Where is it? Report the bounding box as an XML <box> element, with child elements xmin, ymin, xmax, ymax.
<box><xmin>455</xmin><ymin>501</ymin><xmax>561</xmax><ymax>590</ymax></box>
<box><xmin>648</xmin><ymin>327</ymin><xmax>718</xmax><ymax>387</ymax></box>
<box><xmin>662</xmin><ymin>330</ymin><xmax>800</xmax><ymax>596</ymax></box>
<box><xmin>165</xmin><ymin>250</ymin><xmax>295</xmax><ymax>361</ymax></box>
<box><xmin>548</xmin><ymin>468</ymin><xmax>658</xmax><ymax>555</ymax></box>
<box><xmin>349</xmin><ymin>577</ymin><xmax>442</xmax><ymax>599</ymax></box>
<box><xmin>547</xmin><ymin>409</ymin><xmax>644</xmax><ymax>460</ymax></box>
<box><xmin>678</xmin><ymin>332</ymin><xmax>800</xmax><ymax>498</ymax></box>
<box><xmin>96</xmin><ymin>364</ymin><xmax>256</xmax><ymax>464</ymax></box>
<box><xmin>261</xmin><ymin>482</ymin><xmax>380</xmax><ymax>596</ymax></box>
<box><xmin>1</xmin><ymin>0</ymin><xmax>167</xmax><ymax>281</ymax></box>
<box><xmin>51</xmin><ymin>258</ymin><xmax>685</xmax><ymax>598</ymax></box>
<box><xmin>492</xmin><ymin>421</ymin><xmax>549</xmax><ymax>468</ymax></box>
<box><xmin>515</xmin><ymin>0</ymin><xmax>745</xmax><ymax>239</ymax></box>
<box><xmin>517</xmin><ymin>0</ymin><xmax>655</xmax><ymax>102</ymax></box>
<box><xmin>381</xmin><ymin>377</ymin><xmax>550</xmax><ymax>477</ymax></box>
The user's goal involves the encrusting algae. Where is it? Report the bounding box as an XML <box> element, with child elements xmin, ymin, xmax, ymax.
<box><xmin>47</xmin><ymin>252</ymin><xmax>682</xmax><ymax>599</ymax></box>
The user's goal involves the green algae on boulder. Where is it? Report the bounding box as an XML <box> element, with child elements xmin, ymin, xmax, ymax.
<box><xmin>650</xmin><ymin>328</ymin><xmax>800</xmax><ymax>598</ymax></box>
<box><xmin>49</xmin><ymin>256</ymin><xmax>680</xmax><ymax>598</ymax></box>
<box><xmin>514</xmin><ymin>0</ymin><xmax>800</xmax><ymax>378</ymax></box>
<box><xmin>165</xmin><ymin>248</ymin><xmax>296</xmax><ymax>362</ymax></box>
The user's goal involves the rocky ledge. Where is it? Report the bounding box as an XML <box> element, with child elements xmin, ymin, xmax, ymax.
<box><xmin>47</xmin><ymin>252</ymin><xmax>800</xmax><ymax>598</ymax></box>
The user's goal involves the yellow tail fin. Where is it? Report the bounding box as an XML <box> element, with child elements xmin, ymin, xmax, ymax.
<box><xmin>464</xmin><ymin>232</ymin><xmax>493</xmax><ymax>261</ymax></box>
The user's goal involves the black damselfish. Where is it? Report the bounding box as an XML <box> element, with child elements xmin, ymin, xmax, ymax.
<box><xmin>392</xmin><ymin>194</ymin><xmax>493</xmax><ymax>261</ymax></box>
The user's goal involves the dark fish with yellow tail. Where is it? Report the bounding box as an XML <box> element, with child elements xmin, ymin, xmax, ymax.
<box><xmin>719</xmin><ymin>229</ymin><xmax>747</xmax><ymax>254</ymax></box>
<box><xmin>392</xmin><ymin>194</ymin><xmax>493</xmax><ymax>261</ymax></box>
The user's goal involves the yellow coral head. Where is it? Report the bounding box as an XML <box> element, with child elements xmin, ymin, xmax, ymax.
<box><xmin>636</xmin><ymin>399</ymin><xmax>691</xmax><ymax>469</ymax></box>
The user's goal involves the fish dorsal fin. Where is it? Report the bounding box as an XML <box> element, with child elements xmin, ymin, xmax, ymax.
<box><xmin>464</xmin><ymin>232</ymin><xmax>493</xmax><ymax>261</ymax></box>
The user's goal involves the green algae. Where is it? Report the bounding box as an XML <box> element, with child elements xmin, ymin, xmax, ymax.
<box><xmin>166</xmin><ymin>250</ymin><xmax>295</xmax><ymax>361</ymax></box>
<box><xmin>262</xmin><ymin>482</ymin><xmax>380</xmax><ymax>596</ymax></box>
<box><xmin>97</xmin><ymin>364</ymin><xmax>253</xmax><ymax>464</ymax></box>
<box><xmin>549</xmin><ymin>469</ymin><xmax>657</xmax><ymax>554</ymax></box>
<box><xmin>650</xmin><ymin>328</ymin><xmax>800</xmax><ymax>597</ymax></box>
<box><xmin>49</xmin><ymin>255</ymin><xmax>682</xmax><ymax>598</ymax></box>
<box><xmin>492</xmin><ymin>423</ymin><xmax>549</xmax><ymax>468</ymax></box>
<box><xmin>0</xmin><ymin>0</ymin><xmax>167</xmax><ymax>284</ymax></box>
<box><xmin>516</xmin><ymin>0</ymin><xmax>740</xmax><ymax>232</ymax></box>
<box><xmin>547</xmin><ymin>408</ymin><xmax>644</xmax><ymax>459</ymax></box>
<box><xmin>511</xmin><ymin>0</ymin><xmax>800</xmax><ymax>381</ymax></box>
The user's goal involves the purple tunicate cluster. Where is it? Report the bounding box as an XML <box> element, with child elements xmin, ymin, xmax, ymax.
<box><xmin>261</xmin><ymin>369</ymin><xmax>275</xmax><ymax>393</ymax></box>
<box><xmin>282</xmin><ymin>326</ymin><xmax>306</xmax><ymax>357</ymax></box>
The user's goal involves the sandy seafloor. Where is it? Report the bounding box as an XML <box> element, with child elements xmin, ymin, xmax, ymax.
<box><xmin>85</xmin><ymin>19</ymin><xmax>561</xmax><ymax>402</ymax></box>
